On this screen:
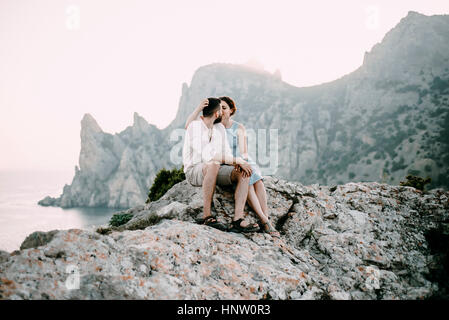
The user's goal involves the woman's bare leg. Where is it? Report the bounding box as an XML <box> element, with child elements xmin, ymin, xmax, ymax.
<box><xmin>247</xmin><ymin>182</ymin><xmax>279</xmax><ymax>236</ymax></box>
<box><xmin>247</xmin><ymin>184</ymin><xmax>268</xmax><ymax>223</ymax></box>
<box><xmin>254</xmin><ymin>180</ymin><xmax>269</xmax><ymax>218</ymax></box>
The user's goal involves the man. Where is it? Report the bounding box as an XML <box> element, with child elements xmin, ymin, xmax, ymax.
<box><xmin>182</xmin><ymin>97</ymin><xmax>259</xmax><ymax>232</ymax></box>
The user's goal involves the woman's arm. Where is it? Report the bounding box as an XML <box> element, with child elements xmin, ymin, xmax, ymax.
<box><xmin>185</xmin><ymin>99</ymin><xmax>208</xmax><ymax>129</ymax></box>
<box><xmin>236</xmin><ymin>124</ymin><xmax>249</xmax><ymax>160</ymax></box>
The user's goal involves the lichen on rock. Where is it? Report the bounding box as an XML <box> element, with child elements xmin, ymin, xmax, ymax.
<box><xmin>2</xmin><ymin>176</ymin><xmax>448</xmax><ymax>299</ymax></box>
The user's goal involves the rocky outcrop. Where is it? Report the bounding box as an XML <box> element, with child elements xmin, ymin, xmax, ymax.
<box><xmin>4</xmin><ymin>177</ymin><xmax>449</xmax><ymax>299</ymax></box>
<box><xmin>40</xmin><ymin>11</ymin><xmax>449</xmax><ymax>209</ymax></box>
<box><xmin>39</xmin><ymin>113</ymin><xmax>167</xmax><ymax>208</ymax></box>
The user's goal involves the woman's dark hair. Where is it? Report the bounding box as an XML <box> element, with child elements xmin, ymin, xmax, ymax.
<box><xmin>219</xmin><ymin>96</ymin><xmax>237</xmax><ymax>116</ymax></box>
<box><xmin>203</xmin><ymin>97</ymin><xmax>221</xmax><ymax>117</ymax></box>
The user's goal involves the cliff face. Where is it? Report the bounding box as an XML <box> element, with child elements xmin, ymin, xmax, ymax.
<box><xmin>39</xmin><ymin>113</ymin><xmax>168</xmax><ymax>208</ymax></box>
<box><xmin>168</xmin><ymin>11</ymin><xmax>449</xmax><ymax>189</ymax></box>
<box><xmin>4</xmin><ymin>177</ymin><xmax>449</xmax><ymax>299</ymax></box>
<box><xmin>40</xmin><ymin>11</ymin><xmax>449</xmax><ymax>209</ymax></box>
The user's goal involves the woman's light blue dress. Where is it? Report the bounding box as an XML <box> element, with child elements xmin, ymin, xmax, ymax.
<box><xmin>225</xmin><ymin>120</ymin><xmax>263</xmax><ymax>186</ymax></box>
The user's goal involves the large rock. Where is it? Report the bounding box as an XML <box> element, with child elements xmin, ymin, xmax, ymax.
<box><xmin>3</xmin><ymin>177</ymin><xmax>449</xmax><ymax>299</ymax></box>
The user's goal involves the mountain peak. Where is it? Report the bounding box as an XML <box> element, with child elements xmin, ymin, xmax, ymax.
<box><xmin>132</xmin><ymin>112</ymin><xmax>150</xmax><ymax>131</ymax></box>
<box><xmin>360</xmin><ymin>11</ymin><xmax>449</xmax><ymax>79</ymax></box>
<box><xmin>405</xmin><ymin>10</ymin><xmax>426</xmax><ymax>18</ymax></box>
<box><xmin>81</xmin><ymin>113</ymin><xmax>102</xmax><ymax>133</ymax></box>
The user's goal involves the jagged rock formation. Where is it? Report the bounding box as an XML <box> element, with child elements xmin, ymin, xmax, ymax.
<box><xmin>5</xmin><ymin>177</ymin><xmax>449</xmax><ymax>299</ymax></box>
<box><xmin>39</xmin><ymin>113</ymin><xmax>167</xmax><ymax>208</ymax></box>
<box><xmin>39</xmin><ymin>11</ymin><xmax>449</xmax><ymax>209</ymax></box>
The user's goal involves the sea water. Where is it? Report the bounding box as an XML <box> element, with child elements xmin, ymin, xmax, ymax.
<box><xmin>0</xmin><ymin>170</ymin><xmax>121</xmax><ymax>252</ymax></box>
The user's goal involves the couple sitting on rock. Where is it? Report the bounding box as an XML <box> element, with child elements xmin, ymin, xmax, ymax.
<box><xmin>182</xmin><ymin>97</ymin><xmax>279</xmax><ymax>237</ymax></box>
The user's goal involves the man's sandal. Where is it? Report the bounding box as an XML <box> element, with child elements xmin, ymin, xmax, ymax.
<box><xmin>260</xmin><ymin>221</ymin><xmax>281</xmax><ymax>238</ymax></box>
<box><xmin>196</xmin><ymin>215</ymin><xmax>228</xmax><ymax>231</ymax></box>
<box><xmin>230</xmin><ymin>218</ymin><xmax>260</xmax><ymax>233</ymax></box>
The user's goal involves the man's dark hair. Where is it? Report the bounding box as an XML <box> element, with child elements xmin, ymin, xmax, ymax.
<box><xmin>203</xmin><ymin>97</ymin><xmax>221</xmax><ymax>117</ymax></box>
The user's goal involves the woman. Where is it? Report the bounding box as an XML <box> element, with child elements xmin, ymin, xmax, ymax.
<box><xmin>185</xmin><ymin>97</ymin><xmax>279</xmax><ymax>237</ymax></box>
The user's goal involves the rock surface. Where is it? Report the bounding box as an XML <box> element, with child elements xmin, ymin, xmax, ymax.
<box><xmin>3</xmin><ymin>177</ymin><xmax>449</xmax><ymax>299</ymax></box>
<box><xmin>39</xmin><ymin>11</ymin><xmax>449</xmax><ymax>208</ymax></box>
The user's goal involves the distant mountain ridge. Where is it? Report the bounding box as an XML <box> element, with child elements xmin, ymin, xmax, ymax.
<box><xmin>39</xmin><ymin>11</ymin><xmax>449</xmax><ymax>209</ymax></box>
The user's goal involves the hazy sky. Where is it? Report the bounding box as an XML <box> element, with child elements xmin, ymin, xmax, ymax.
<box><xmin>1</xmin><ymin>0</ymin><xmax>448</xmax><ymax>171</ymax></box>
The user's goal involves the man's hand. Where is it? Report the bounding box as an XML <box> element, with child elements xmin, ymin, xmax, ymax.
<box><xmin>237</xmin><ymin>162</ymin><xmax>252</xmax><ymax>178</ymax></box>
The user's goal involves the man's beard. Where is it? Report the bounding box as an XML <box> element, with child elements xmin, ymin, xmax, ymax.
<box><xmin>214</xmin><ymin>116</ymin><xmax>222</xmax><ymax>124</ymax></box>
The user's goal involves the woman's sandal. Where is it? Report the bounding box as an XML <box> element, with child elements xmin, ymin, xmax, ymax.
<box><xmin>196</xmin><ymin>215</ymin><xmax>228</xmax><ymax>231</ymax></box>
<box><xmin>260</xmin><ymin>221</ymin><xmax>281</xmax><ymax>238</ymax></box>
<box><xmin>230</xmin><ymin>218</ymin><xmax>260</xmax><ymax>233</ymax></box>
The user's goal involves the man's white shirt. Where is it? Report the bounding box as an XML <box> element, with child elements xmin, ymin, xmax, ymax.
<box><xmin>182</xmin><ymin>119</ymin><xmax>234</xmax><ymax>173</ymax></box>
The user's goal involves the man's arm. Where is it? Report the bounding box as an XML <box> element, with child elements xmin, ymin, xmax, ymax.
<box><xmin>210</xmin><ymin>125</ymin><xmax>252</xmax><ymax>176</ymax></box>
<box><xmin>185</xmin><ymin>121</ymin><xmax>209</xmax><ymax>164</ymax></box>
<box><xmin>211</xmin><ymin>152</ymin><xmax>246</xmax><ymax>165</ymax></box>
<box><xmin>211</xmin><ymin>152</ymin><xmax>252</xmax><ymax>177</ymax></box>
<box><xmin>209</xmin><ymin>124</ymin><xmax>240</xmax><ymax>164</ymax></box>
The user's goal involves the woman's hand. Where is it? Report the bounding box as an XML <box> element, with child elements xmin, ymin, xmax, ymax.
<box><xmin>198</xmin><ymin>98</ymin><xmax>209</xmax><ymax>111</ymax></box>
<box><xmin>238</xmin><ymin>162</ymin><xmax>253</xmax><ymax>178</ymax></box>
<box><xmin>185</xmin><ymin>99</ymin><xmax>209</xmax><ymax>129</ymax></box>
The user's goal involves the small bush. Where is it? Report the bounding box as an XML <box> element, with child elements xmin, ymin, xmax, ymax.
<box><xmin>399</xmin><ymin>174</ymin><xmax>431</xmax><ymax>191</ymax></box>
<box><xmin>408</xmin><ymin>169</ymin><xmax>421</xmax><ymax>176</ymax></box>
<box><xmin>146</xmin><ymin>166</ymin><xmax>186</xmax><ymax>203</ymax></box>
<box><xmin>392</xmin><ymin>157</ymin><xmax>407</xmax><ymax>171</ymax></box>
<box><xmin>431</xmin><ymin>76</ymin><xmax>449</xmax><ymax>94</ymax></box>
<box><xmin>109</xmin><ymin>213</ymin><xmax>133</xmax><ymax>227</ymax></box>
<box><xmin>374</xmin><ymin>151</ymin><xmax>383</xmax><ymax>160</ymax></box>
<box><xmin>416</xmin><ymin>122</ymin><xmax>427</xmax><ymax>130</ymax></box>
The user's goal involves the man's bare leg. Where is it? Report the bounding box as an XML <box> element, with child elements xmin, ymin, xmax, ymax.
<box><xmin>202</xmin><ymin>161</ymin><xmax>220</xmax><ymax>219</ymax></box>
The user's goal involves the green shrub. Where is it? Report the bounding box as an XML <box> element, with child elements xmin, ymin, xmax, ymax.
<box><xmin>349</xmin><ymin>172</ymin><xmax>356</xmax><ymax>179</ymax></box>
<box><xmin>400</xmin><ymin>174</ymin><xmax>431</xmax><ymax>191</ymax></box>
<box><xmin>374</xmin><ymin>151</ymin><xmax>383</xmax><ymax>160</ymax></box>
<box><xmin>391</xmin><ymin>156</ymin><xmax>407</xmax><ymax>172</ymax></box>
<box><xmin>431</xmin><ymin>76</ymin><xmax>449</xmax><ymax>94</ymax></box>
<box><xmin>146</xmin><ymin>166</ymin><xmax>186</xmax><ymax>203</ymax></box>
<box><xmin>408</xmin><ymin>169</ymin><xmax>421</xmax><ymax>176</ymax></box>
<box><xmin>109</xmin><ymin>213</ymin><xmax>133</xmax><ymax>227</ymax></box>
<box><xmin>404</xmin><ymin>115</ymin><xmax>412</xmax><ymax>125</ymax></box>
<box><xmin>416</xmin><ymin>122</ymin><xmax>427</xmax><ymax>130</ymax></box>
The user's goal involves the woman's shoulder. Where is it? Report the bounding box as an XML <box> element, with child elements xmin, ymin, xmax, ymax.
<box><xmin>233</xmin><ymin>120</ymin><xmax>245</xmax><ymax>130</ymax></box>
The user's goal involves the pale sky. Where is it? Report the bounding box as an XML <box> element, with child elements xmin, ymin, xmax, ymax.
<box><xmin>0</xmin><ymin>0</ymin><xmax>448</xmax><ymax>171</ymax></box>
